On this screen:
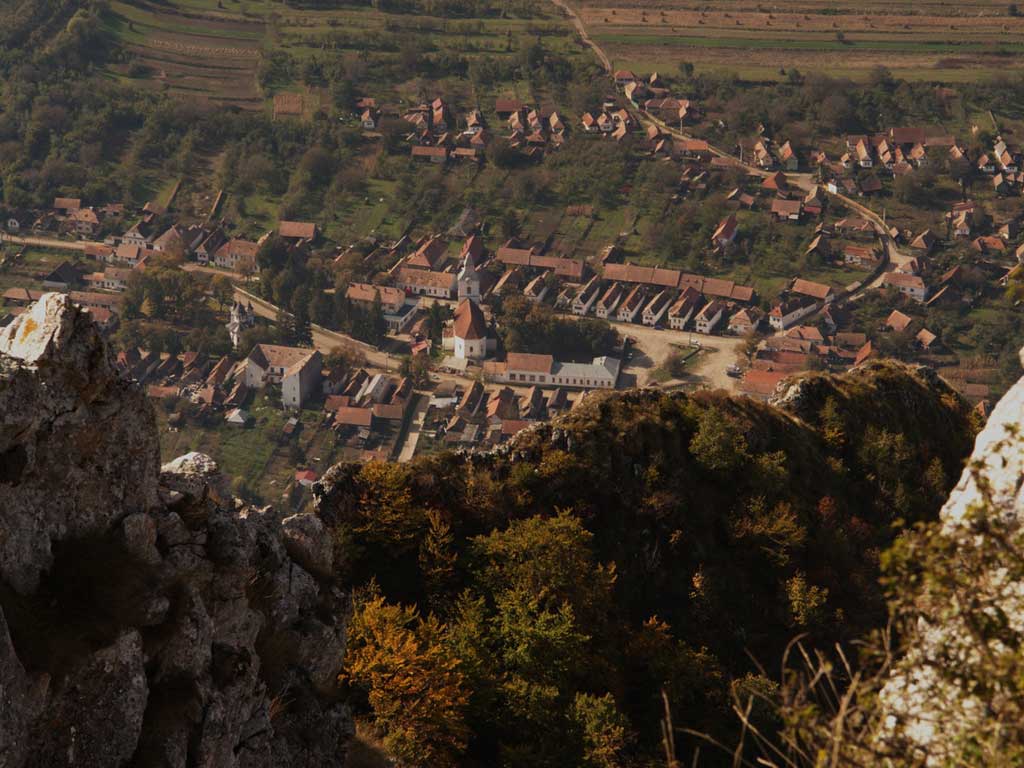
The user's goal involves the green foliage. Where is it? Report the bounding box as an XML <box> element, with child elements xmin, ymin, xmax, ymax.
<box><xmin>321</xmin><ymin>364</ymin><xmax>977</xmax><ymax>765</ymax></box>
<box><xmin>497</xmin><ymin>296</ymin><xmax>618</xmax><ymax>361</ymax></box>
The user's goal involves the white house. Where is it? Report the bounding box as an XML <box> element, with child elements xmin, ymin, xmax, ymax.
<box><xmin>244</xmin><ymin>344</ymin><xmax>323</xmax><ymax>409</ymax></box>
<box><xmin>883</xmin><ymin>272</ymin><xmax>928</xmax><ymax>302</ymax></box>
<box><xmin>641</xmin><ymin>290</ymin><xmax>672</xmax><ymax>327</ymax></box>
<box><xmin>397</xmin><ymin>267</ymin><xmax>456</xmax><ymax>299</ymax></box>
<box><xmin>571</xmin><ymin>276</ymin><xmax>602</xmax><ymax>316</ymax></box>
<box><xmin>667</xmin><ymin>288</ymin><xmax>702</xmax><ymax>330</ymax></box>
<box><xmin>616</xmin><ymin>284</ymin><xmax>645</xmax><ymax>323</ymax></box>
<box><xmin>595</xmin><ymin>283</ymin><xmax>624</xmax><ymax>319</ymax></box>
<box><xmin>769</xmin><ymin>296</ymin><xmax>819</xmax><ymax>330</ymax></box>
<box><xmin>694</xmin><ymin>300</ymin><xmax>725</xmax><ymax>334</ymax></box>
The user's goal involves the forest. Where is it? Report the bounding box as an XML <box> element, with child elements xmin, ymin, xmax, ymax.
<box><xmin>317</xmin><ymin>362</ymin><xmax>978</xmax><ymax>766</ymax></box>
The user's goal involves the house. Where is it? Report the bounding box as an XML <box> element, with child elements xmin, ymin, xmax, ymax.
<box><xmin>360</xmin><ymin>108</ymin><xmax>379</xmax><ymax>129</ymax></box>
<box><xmin>769</xmin><ymin>296</ymin><xmax>819</xmax><ymax>331</ymax></box>
<box><xmin>571</xmin><ymin>276</ymin><xmax>602</xmax><ymax>316</ymax></box>
<box><xmin>728</xmin><ymin>307</ymin><xmax>763</xmax><ymax>335</ymax></box>
<box><xmin>761</xmin><ymin>171</ymin><xmax>788</xmax><ymax>192</ymax></box>
<box><xmin>778</xmin><ymin>141</ymin><xmax>799</xmax><ymax>171</ymax></box>
<box><xmin>452</xmin><ymin>298</ymin><xmax>489</xmax><ymax>360</ymax></box>
<box><xmin>397</xmin><ymin>267</ymin><xmax>457</xmax><ymax>298</ymax></box>
<box><xmin>494</xmin><ymin>98</ymin><xmax>525</xmax><ymax>118</ymax></box>
<box><xmin>412</xmin><ymin>145</ymin><xmax>449</xmax><ymax>163</ymax></box>
<box><xmin>346</xmin><ymin>282</ymin><xmax>406</xmax><ymax>315</ymax></box>
<box><xmin>122</xmin><ymin>219</ymin><xmax>155</xmax><ymax>247</ymax></box>
<box><xmin>843</xmin><ymin>244</ymin><xmax>881</xmax><ymax>268</ymax></box>
<box><xmin>244</xmin><ymin>344</ymin><xmax>323</xmax><ymax>408</ymax></box>
<box><xmin>668</xmin><ymin>287</ymin><xmax>702</xmax><ymax>330</ymax></box>
<box><xmin>194</xmin><ymin>229</ymin><xmax>227</xmax><ymax>263</ymax></box>
<box><xmin>910</xmin><ymin>230</ymin><xmax>936</xmax><ymax>256</ymax></box>
<box><xmin>803</xmin><ymin>187</ymin><xmax>825</xmax><ymax>217</ymax></box>
<box><xmin>641</xmin><ymin>290</ymin><xmax>672</xmax><ymax>327</ymax></box>
<box><xmin>68</xmin><ymin>208</ymin><xmax>100</xmax><ymax>235</ymax></box>
<box><xmin>114</xmin><ymin>243</ymin><xmax>157</xmax><ymax>267</ymax></box>
<box><xmin>882</xmin><ymin>272</ymin><xmax>928</xmax><ymax>302</ymax></box>
<box><xmin>771</xmin><ymin>198</ymin><xmax>802</xmax><ymax>222</ymax></box>
<box><xmin>885</xmin><ymin>309</ymin><xmax>914</xmax><ymax>333</ymax></box>
<box><xmin>916</xmin><ymin>328</ymin><xmax>938</xmax><ymax>351</ymax></box>
<box><xmin>213</xmin><ymin>238</ymin><xmax>259</xmax><ymax>272</ymax></box>
<box><xmin>791</xmin><ymin>278</ymin><xmax>833</xmax><ymax>303</ymax></box>
<box><xmin>83</xmin><ymin>267</ymin><xmax>132</xmax><ymax>292</ymax></box>
<box><xmin>859</xmin><ymin>174</ymin><xmax>883</xmax><ymax>196</ymax></box>
<box><xmin>613</xmin><ymin>69</ymin><xmax>637</xmax><ymax>86</ymax></box>
<box><xmin>53</xmin><ymin>197</ymin><xmax>81</xmax><ymax>214</ymax></box>
<box><xmin>278</xmin><ymin>221</ymin><xmax>318</xmax><ymax>243</ymax></box>
<box><xmin>407</xmin><ymin>236</ymin><xmax>447</xmax><ymax>269</ymax></box>
<box><xmin>712</xmin><ymin>213</ymin><xmax>738</xmax><ymax>249</ymax></box>
<box><xmin>595</xmin><ymin>282</ymin><xmax>624</xmax><ymax>319</ymax></box>
<box><xmin>616</xmin><ymin>284</ymin><xmax>646</xmax><ymax>323</ymax></box>
<box><xmin>694</xmin><ymin>300</ymin><xmax>725</xmax><ymax>334</ymax></box>
<box><xmin>41</xmin><ymin>262</ymin><xmax>80</xmax><ymax>290</ymax></box>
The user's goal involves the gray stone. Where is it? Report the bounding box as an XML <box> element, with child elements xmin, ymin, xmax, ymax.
<box><xmin>282</xmin><ymin>512</ymin><xmax>334</xmax><ymax>579</ymax></box>
<box><xmin>0</xmin><ymin>294</ymin><xmax>352</xmax><ymax>768</ymax></box>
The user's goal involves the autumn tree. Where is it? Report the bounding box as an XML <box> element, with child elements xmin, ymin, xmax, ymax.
<box><xmin>343</xmin><ymin>593</ymin><xmax>470</xmax><ymax>767</ymax></box>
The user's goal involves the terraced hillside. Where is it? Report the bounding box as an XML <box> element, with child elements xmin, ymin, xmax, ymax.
<box><xmin>101</xmin><ymin>0</ymin><xmax>588</xmax><ymax>112</ymax></box>
<box><xmin>571</xmin><ymin>0</ymin><xmax>1024</xmax><ymax>82</ymax></box>
<box><xmin>103</xmin><ymin>1</ymin><xmax>265</xmax><ymax>108</ymax></box>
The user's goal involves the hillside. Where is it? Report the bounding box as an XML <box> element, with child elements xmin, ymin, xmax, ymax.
<box><xmin>317</xmin><ymin>357</ymin><xmax>977</xmax><ymax>765</ymax></box>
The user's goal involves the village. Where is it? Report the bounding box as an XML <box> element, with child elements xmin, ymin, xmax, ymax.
<box><xmin>2</xmin><ymin>67</ymin><xmax>1021</xmax><ymax>505</ymax></box>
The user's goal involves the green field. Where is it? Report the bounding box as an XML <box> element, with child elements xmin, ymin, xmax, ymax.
<box><xmin>574</xmin><ymin>0</ymin><xmax>1024</xmax><ymax>82</ymax></box>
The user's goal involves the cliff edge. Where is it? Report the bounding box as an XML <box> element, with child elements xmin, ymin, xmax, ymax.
<box><xmin>0</xmin><ymin>294</ymin><xmax>351</xmax><ymax>768</ymax></box>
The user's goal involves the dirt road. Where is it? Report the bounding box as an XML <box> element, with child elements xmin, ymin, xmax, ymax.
<box><xmin>603</xmin><ymin>318</ymin><xmax>743</xmax><ymax>392</ymax></box>
<box><xmin>549</xmin><ymin>0</ymin><xmax>611</xmax><ymax>73</ymax></box>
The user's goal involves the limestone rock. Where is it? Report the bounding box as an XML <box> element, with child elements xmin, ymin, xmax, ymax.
<box><xmin>282</xmin><ymin>512</ymin><xmax>334</xmax><ymax>579</ymax></box>
<box><xmin>0</xmin><ymin>294</ymin><xmax>352</xmax><ymax>768</ymax></box>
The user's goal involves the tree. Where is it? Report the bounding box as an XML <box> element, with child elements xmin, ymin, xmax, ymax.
<box><xmin>290</xmin><ymin>286</ymin><xmax>313</xmax><ymax>346</ymax></box>
<box><xmin>343</xmin><ymin>593</ymin><xmax>470</xmax><ymax>767</ymax></box>
<box><xmin>572</xmin><ymin>693</ymin><xmax>630</xmax><ymax>768</ymax></box>
<box><xmin>689</xmin><ymin>409</ymin><xmax>750</xmax><ymax>473</ymax></box>
<box><xmin>211</xmin><ymin>274</ymin><xmax>234</xmax><ymax>311</ymax></box>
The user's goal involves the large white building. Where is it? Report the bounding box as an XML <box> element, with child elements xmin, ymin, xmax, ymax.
<box><xmin>485</xmin><ymin>352</ymin><xmax>620</xmax><ymax>389</ymax></box>
<box><xmin>244</xmin><ymin>344</ymin><xmax>323</xmax><ymax>408</ymax></box>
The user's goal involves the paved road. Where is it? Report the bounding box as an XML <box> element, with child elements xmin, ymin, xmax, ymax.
<box><xmin>233</xmin><ymin>286</ymin><xmax>396</xmax><ymax>369</ymax></box>
<box><xmin>396</xmin><ymin>393</ymin><xmax>431</xmax><ymax>463</ymax></box>
<box><xmin>0</xmin><ymin>233</ymin><xmax>104</xmax><ymax>251</ymax></box>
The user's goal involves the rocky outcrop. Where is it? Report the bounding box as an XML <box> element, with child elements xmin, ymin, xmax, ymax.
<box><xmin>878</xmin><ymin>346</ymin><xmax>1024</xmax><ymax>761</ymax></box>
<box><xmin>0</xmin><ymin>295</ymin><xmax>352</xmax><ymax>768</ymax></box>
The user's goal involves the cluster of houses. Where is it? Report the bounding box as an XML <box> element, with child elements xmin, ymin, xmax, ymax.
<box><xmin>384</xmin><ymin>94</ymin><xmax>567</xmax><ymax>164</ymax></box>
<box><xmin>422</xmin><ymin>377</ymin><xmax>584</xmax><ymax>452</ymax></box>
<box><xmin>322</xmin><ymin>368</ymin><xmax>414</xmax><ymax>452</ymax></box>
